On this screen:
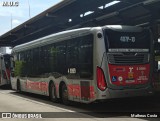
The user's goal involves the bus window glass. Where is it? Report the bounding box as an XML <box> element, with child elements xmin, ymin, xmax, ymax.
<box><xmin>49</xmin><ymin>45</ymin><xmax>57</xmax><ymax>73</ymax></box>
<box><xmin>104</xmin><ymin>29</ymin><xmax>150</xmax><ymax>49</ymax></box>
<box><xmin>55</xmin><ymin>34</ymin><xmax>94</xmax><ymax>79</ymax></box>
<box><xmin>78</xmin><ymin>35</ymin><xmax>93</xmax><ymax>79</ymax></box>
<box><xmin>67</xmin><ymin>39</ymin><xmax>79</xmax><ymax>75</ymax></box>
<box><xmin>56</xmin><ymin>42</ymin><xmax>67</xmax><ymax>75</ymax></box>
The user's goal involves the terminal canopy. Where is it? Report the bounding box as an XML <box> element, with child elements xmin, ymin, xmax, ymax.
<box><xmin>0</xmin><ymin>0</ymin><xmax>160</xmax><ymax>46</ymax></box>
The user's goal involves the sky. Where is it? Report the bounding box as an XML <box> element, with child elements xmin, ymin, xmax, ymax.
<box><xmin>0</xmin><ymin>0</ymin><xmax>62</xmax><ymax>53</ymax></box>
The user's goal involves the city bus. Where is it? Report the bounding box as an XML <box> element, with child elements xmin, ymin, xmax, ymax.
<box><xmin>10</xmin><ymin>25</ymin><xmax>154</xmax><ymax>104</ymax></box>
<box><xmin>0</xmin><ymin>53</ymin><xmax>11</xmax><ymax>86</ymax></box>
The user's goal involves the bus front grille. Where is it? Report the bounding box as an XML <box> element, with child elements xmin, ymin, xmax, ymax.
<box><xmin>107</xmin><ymin>53</ymin><xmax>149</xmax><ymax>64</ymax></box>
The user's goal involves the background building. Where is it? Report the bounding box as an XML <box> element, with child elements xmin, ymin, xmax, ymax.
<box><xmin>0</xmin><ymin>47</ymin><xmax>6</xmax><ymax>53</ymax></box>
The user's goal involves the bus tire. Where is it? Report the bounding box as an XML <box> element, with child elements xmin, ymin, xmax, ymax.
<box><xmin>49</xmin><ymin>82</ymin><xmax>58</xmax><ymax>103</ymax></box>
<box><xmin>61</xmin><ymin>83</ymin><xmax>70</xmax><ymax>105</ymax></box>
<box><xmin>17</xmin><ymin>80</ymin><xmax>21</xmax><ymax>92</ymax></box>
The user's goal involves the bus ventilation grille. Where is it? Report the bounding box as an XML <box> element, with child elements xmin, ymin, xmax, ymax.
<box><xmin>107</xmin><ymin>53</ymin><xmax>149</xmax><ymax>64</ymax></box>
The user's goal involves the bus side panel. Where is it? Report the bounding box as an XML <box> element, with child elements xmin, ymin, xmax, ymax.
<box><xmin>11</xmin><ymin>77</ymin><xmax>18</xmax><ymax>90</ymax></box>
<box><xmin>58</xmin><ymin>76</ymin><xmax>96</xmax><ymax>103</ymax></box>
<box><xmin>67</xmin><ymin>80</ymin><xmax>95</xmax><ymax>103</ymax></box>
<box><xmin>92</xmin><ymin>28</ymin><xmax>108</xmax><ymax>100</ymax></box>
<box><xmin>0</xmin><ymin>56</ymin><xmax>9</xmax><ymax>86</ymax></box>
<box><xmin>24</xmin><ymin>77</ymin><xmax>50</xmax><ymax>95</ymax></box>
<box><xmin>80</xmin><ymin>81</ymin><xmax>96</xmax><ymax>102</ymax></box>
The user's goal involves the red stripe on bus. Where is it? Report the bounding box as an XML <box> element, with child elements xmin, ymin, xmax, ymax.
<box><xmin>25</xmin><ymin>80</ymin><xmax>95</xmax><ymax>99</ymax></box>
<box><xmin>68</xmin><ymin>84</ymin><xmax>95</xmax><ymax>99</ymax></box>
<box><xmin>26</xmin><ymin>80</ymin><xmax>48</xmax><ymax>92</ymax></box>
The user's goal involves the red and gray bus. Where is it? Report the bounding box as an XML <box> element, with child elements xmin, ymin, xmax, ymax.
<box><xmin>10</xmin><ymin>25</ymin><xmax>153</xmax><ymax>104</ymax></box>
<box><xmin>0</xmin><ymin>53</ymin><xmax>11</xmax><ymax>86</ymax></box>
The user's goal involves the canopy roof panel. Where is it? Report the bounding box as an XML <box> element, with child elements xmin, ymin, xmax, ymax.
<box><xmin>0</xmin><ymin>0</ymin><xmax>160</xmax><ymax>46</ymax></box>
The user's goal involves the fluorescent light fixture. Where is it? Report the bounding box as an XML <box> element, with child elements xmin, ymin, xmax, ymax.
<box><xmin>105</xmin><ymin>0</ymin><xmax>120</xmax><ymax>8</ymax></box>
<box><xmin>80</xmin><ymin>14</ymin><xmax>83</xmax><ymax>17</ymax></box>
<box><xmin>84</xmin><ymin>11</ymin><xmax>94</xmax><ymax>16</ymax></box>
<box><xmin>68</xmin><ymin>19</ymin><xmax>72</xmax><ymax>22</ymax></box>
<box><xmin>98</xmin><ymin>6</ymin><xmax>104</xmax><ymax>9</ymax></box>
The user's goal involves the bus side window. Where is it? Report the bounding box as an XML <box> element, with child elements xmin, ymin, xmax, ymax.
<box><xmin>67</xmin><ymin>38</ymin><xmax>79</xmax><ymax>76</ymax></box>
<box><xmin>66</xmin><ymin>35</ymin><xmax>93</xmax><ymax>79</ymax></box>
<box><xmin>79</xmin><ymin>35</ymin><xmax>93</xmax><ymax>79</ymax></box>
<box><xmin>56</xmin><ymin>42</ymin><xmax>67</xmax><ymax>75</ymax></box>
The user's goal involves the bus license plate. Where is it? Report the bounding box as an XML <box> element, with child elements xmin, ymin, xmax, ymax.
<box><xmin>126</xmin><ymin>79</ymin><xmax>135</xmax><ymax>83</ymax></box>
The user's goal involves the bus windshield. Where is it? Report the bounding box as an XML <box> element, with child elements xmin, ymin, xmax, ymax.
<box><xmin>104</xmin><ymin>29</ymin><xmax>150</xmax><ymax>51</ymax></box>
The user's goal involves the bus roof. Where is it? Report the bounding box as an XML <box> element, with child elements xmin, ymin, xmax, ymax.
<box><xmin>103</xmin><ymin>25</ymin><xmax>143</xmax><ymax>32</ymax></box>
<box><xmin>12</xmin><ymin>27</ymin><xmax>92</xmax><ymax>53</ymax></box>
<box><xmin>12</xmin><ymin>25</ymin><xmax>144</xmax><ymax>53</ymax></box>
